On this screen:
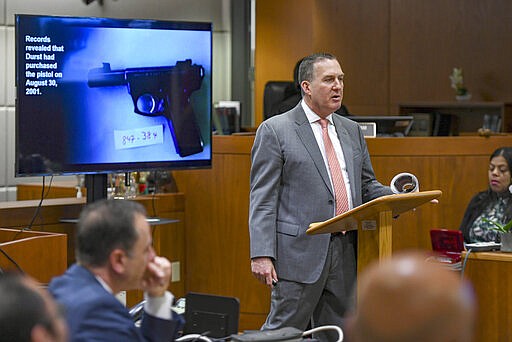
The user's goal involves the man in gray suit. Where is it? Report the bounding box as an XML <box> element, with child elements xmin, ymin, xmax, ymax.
<box><xmin>249</xmin><ymin>53</ymin><xmax>392</xmax><ymax>341</ymax></box>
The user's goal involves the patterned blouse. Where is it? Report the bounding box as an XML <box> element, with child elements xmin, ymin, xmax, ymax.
<box><xmin>469</xmin><ymin>196</ymin><xmax>509</xmax><ymax>243</ymax></box>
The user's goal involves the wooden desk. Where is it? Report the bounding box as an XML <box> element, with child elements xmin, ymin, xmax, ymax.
<box><xmin>17</xmin><ymin>182</ymin><xmax>85</xmax><ymax>201</ymax></box>
<box><xmin>462</xmin><ymin>251</ymin><xmax>512</xmax><ymax>341</ymax></box>
<box><xmin>0</xmin><ymin>228</ymin><xmax>67</xmax><ymax>284</ymax></box>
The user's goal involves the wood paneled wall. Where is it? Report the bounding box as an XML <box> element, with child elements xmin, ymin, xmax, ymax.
<box><xmin>255</xmin><ymin>0</ymin><xmax>512</xmax><ymax>123</ymax></box>
<box><xmin>172</xmin><ymin>137</ymin><xmax>263</xmax><ymax>330</ymax></box>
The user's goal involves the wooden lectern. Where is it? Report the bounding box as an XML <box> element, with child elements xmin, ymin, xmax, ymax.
<box><xmin>306</xmin><ymin>190</ymin><xmax>442</xmax><ymax>273</ymax></box>
<box><xmin>0</xmin><ymin>228</ymin><xmax>67</xmax><ymax>284</ymax></box>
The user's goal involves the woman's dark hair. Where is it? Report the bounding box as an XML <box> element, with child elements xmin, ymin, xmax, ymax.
<box><xmin>472</xmin><ymin>147</ymin><xmax>512</xmax><ymax>221</ymax></box>
<box><xmin>491</xmin><ymin>146</ymin><xmax>512</xmax><ymax>171</ymax></box>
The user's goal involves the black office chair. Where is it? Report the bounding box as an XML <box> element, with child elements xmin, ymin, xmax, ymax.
<box><xmin>263</xmin><ymin>80</ymin><xmax>351</xmax><ymax>121</ymax></box>
<box><xmin>263</xmin><ymin>81</ymin><xmax>295</xmax><ymax>120</ymax></box>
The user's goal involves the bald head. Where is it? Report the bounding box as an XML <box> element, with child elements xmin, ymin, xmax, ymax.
<box><xmin>348</xmin><ymin>252</ymin><xmax>476</xmax><ymax>342</ymax></box>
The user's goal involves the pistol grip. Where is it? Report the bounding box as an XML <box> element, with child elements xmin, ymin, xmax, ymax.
<box><xmin>166</xmin><ymin>103</ymin><xmax>204</xmax><ymax>157</ymax></box>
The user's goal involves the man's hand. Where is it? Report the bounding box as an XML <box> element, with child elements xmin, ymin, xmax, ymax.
<box><xmin>142</xmin><ymin>256</ymin><xmax>171</xmax><ymax>297</ymax></box>
<box><xmin>251</xmin><ymin>257</ymin><xmax>278</xmax><ymax>288</ymax></box>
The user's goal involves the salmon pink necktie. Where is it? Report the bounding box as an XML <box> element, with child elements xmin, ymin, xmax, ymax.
<box><xmin>319</xmin><ymin>118</ymin><xmax>349</xmax><ymax>215</ymax></box>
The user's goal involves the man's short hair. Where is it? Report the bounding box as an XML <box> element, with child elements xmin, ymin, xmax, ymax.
<box><xmin>298</xmin><ymin>52</ymin><xmax>337</xmax><ymax>85</ymax></box>
<box><xmin>0</xmin><ymin>272</ymin><xmax>56</xmax><ymax>341</ymax></box>
<box><xmin>76</xmin><ymin>199</ymin><xmax>147</xmax><ymax>267</ymax></box>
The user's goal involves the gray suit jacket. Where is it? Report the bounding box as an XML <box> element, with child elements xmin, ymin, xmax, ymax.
<box><xmin>249</xmin><ymin>103</ymin><xmax>392</xmax><ymax>284</ymax></box>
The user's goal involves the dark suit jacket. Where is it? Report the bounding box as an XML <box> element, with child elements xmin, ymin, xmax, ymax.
<box><xmin>49</xmin><ymin>264</ymin><xmax>183</xmax><ymax>342</ymax></box>
<box><xmin>249</xmin><ymin>103</ymin><xmax>392</xmax><ymax>284</ymax></box>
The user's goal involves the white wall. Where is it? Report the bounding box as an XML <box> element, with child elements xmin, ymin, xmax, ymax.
<box><xmin>0</xmin><ymin>0</ymin><xmax>231</xmax><ymax>200</ymax></box>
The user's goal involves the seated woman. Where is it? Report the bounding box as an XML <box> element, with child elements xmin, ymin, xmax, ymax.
<box><xmin>460</xmin><ymin>147</ymin><xmax>512</xmax><ymax>243</ymax></box>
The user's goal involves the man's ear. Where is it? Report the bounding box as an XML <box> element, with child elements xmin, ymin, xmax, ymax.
<box><xmin>300</xmin><ymin>80</ymin><xmax>310</xmax><ymax>96</ymax></box>
<box><xmin>109</xmin><ymin>249</ymin><xmax>127</xmax><ymax>274</ymax></box>
<box><xmin>31</xmin><ymin>324</ymin><xmax>53</xmax><ymax>342</ymax></box>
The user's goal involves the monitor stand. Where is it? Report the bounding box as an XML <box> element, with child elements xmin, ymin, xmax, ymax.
<box><xmin>85</xmin><ymin>174</ymin><xmax>108</xmax><ymax>204</ymax></box>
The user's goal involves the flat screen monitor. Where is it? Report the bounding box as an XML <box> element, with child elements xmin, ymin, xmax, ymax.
<box><xmin>349</xmin><ymin>116</ymin><xmax>414</xmax><ymax>137</ymax></box>
<box><xmin>15</xmin><ymin>14</ymin><xmax>212</xmax><ymax>177</ymax></box>
<box><xmin>184</xmin><ymin>292</ymin><xmax>239</xmax><ymax>338</ymax></box>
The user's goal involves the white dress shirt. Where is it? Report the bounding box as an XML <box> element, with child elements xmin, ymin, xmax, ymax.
<box><xmin>95</xmin><ymin>275</ymin><xmax>174</xmax><ymax>320</ymax></box>
<box><xmin>301</xmin><ymin>100</ymin><xmax>353</xmax><ymax>214</ymax></box>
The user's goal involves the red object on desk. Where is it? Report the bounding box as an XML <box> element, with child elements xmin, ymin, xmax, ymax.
<box><xmin>430</xmin><ymin>229</ymin><xmax>464</xmax><ymax>264</ymax></box>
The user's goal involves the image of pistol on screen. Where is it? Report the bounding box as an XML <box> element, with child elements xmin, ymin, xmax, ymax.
<box><xmin>88</xmin><ymin>59</ymin><xmax>205</xmax><ymax>157</ymax></box>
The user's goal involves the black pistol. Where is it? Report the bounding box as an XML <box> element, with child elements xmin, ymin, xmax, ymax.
<box><xmin>88</xmin><ymin>59</ymin><xmax>205</xmax><ymax>157</ymax></box>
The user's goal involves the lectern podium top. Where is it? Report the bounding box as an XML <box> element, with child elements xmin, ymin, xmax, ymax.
<box><xmin>306</xmin><ymin>190</ymin><xmax>442</xmax><ymax>235</ymax></box>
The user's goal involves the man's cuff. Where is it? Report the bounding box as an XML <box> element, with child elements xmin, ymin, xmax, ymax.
<box><xmin>143</xmin><ymin>291</ymin><xmax>174</xmax><ymax>320</ymax></box>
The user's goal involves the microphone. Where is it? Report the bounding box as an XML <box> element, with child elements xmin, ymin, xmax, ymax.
<box><xmin>391</xmin><ymin>173</ymin><xmax>419</xmax><ymax>194</ymax></box>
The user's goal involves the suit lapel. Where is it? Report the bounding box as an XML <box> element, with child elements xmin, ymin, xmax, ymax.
<box><xmin>291</xmin><ymin>108</ymin><xmax>334</xmax><ymax>196</ymax></box>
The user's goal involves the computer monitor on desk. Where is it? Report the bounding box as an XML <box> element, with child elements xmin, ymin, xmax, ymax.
<box><xmin>184</xmin><ymin>292</ymin><xmax>239</xmax><ymax>338</ymax></box>
<box><xmin>349</xmin><ymin>116</ymin><xmax>414</xmax><ymax>137</ymax></box>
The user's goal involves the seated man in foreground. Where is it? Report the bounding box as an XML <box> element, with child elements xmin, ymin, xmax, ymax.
<box><xmin>0</xmin><ymin>272</ymin><xmax>68</xmax><ymax>342</ymax></box>
<box><xmin>49</xmin><ymin>199</ymin><xmax>183</xmax><ymax>342</ymax></box>
<box><xmin>345</xmin><ymin>251</ymin><xmax>476</xmax><ymax>342</ymax></box>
